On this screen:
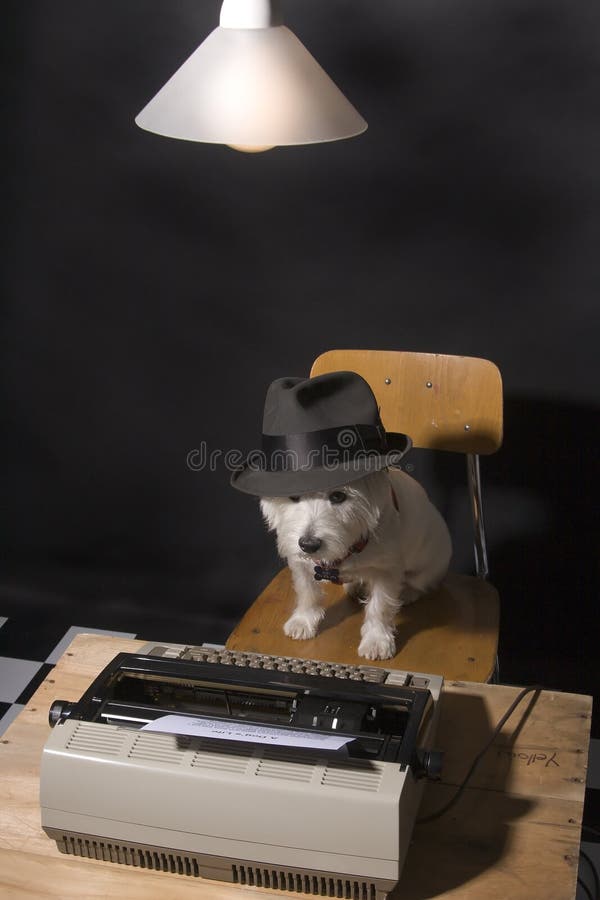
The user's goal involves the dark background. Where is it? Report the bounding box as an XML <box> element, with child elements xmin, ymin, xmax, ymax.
<box><xmin>3</xmin><ymin>1</ymin><xmax>599</xmax><ymax>727</ymax></box>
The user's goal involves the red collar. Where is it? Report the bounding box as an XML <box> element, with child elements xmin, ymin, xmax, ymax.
<box><xmin>332</xmin><ymin>533</ymin><xmax>369</xmax><ymax>568</ymax></box>
<box><xmin>345</xmin><ymin>534</ymin><xmax>369</xmax><ymax>558</ymax></box>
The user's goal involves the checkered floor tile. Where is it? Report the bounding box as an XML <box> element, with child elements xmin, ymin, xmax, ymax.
<box><xmin>0</xmin><ymin>617</ymin><xmax>135</xmax><ymax>735</ymax></box>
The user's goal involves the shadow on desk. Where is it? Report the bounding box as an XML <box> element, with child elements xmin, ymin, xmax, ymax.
<box><xmin>396</xmin><ymin>689</ymin><xmax>537</xmax><ymax>899</ymax></box>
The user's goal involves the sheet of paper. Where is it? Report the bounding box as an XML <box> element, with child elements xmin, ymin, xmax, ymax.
<box><xmin>142</xmin><ymin>715</ymin><xmax>351</xmax><ymax>750</ymax></box>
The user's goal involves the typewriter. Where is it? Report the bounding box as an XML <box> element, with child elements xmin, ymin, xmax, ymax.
<box><xmin>40</xmin><ymin>642</ymin><xmax>444</xmax><ymax>899</ymax></box>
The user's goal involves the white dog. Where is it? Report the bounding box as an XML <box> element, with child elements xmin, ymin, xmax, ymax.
<box><xmin>260</xmin><ymin>467</ymin><xmax>452</xmax><ymax>660</ymax></box>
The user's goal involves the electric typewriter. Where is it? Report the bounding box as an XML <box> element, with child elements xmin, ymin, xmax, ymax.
<box><xmin>40</xmin><ymin>642</ymin><xmax>444</xmax><ymax>899</ymax></box>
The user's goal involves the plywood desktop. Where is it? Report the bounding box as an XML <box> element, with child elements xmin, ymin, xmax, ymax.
<box><xmin>0</xmin><ymin>633</ymin><xmax>592</xmax><ymax>898</ymax></box>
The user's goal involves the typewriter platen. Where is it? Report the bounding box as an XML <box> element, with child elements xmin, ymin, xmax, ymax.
<box><xmin>40</xmin><ymin>643</ymin><xmax>444</xmax><ymax>899</ymax></box>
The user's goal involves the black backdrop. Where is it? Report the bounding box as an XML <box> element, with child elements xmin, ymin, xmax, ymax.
<box><xmin>3</xmin><ymin>1</ymin><xmax>599</xmax><ymax>712</ymax></box>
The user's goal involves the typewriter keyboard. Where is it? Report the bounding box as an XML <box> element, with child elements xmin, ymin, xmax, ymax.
<box><xmin>142</xmin><ymin>643</ymin><xmax>428</xmax><ymax>687</ymax></box>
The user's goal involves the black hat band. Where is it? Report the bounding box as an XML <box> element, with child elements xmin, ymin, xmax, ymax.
<box><xmin>259</xmin><ymin>424</ymin><xmax>387</xmax><ymax>472</ymax></box>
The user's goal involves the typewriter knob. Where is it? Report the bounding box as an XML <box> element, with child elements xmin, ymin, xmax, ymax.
<box><xmin>423</xmin><ymin>750</ymin><xmax>444</xmax><ymax>780</ymax></box>
<box><xmin>413</xmin><ymin>749</ymin><xmax>444</xmax><ymax>780</ymax></box>
<box><xmin>48</xmin><ymin>700</ymin><xmax>75</xmax><ymax>728</ymax></box>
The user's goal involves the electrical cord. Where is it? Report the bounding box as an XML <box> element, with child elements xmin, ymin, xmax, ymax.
<box><xmin>579</xmin><ymin>848</ymin><xmax>600</xmax><ymax>900</ymax></box>
<box><xmin>417</xmin><ymin>684</ymin><xmax>542</xmax><ymax>825</ymax></box>
<box><xmin>579</xmin><ymin>875</ymin><xmax>595</xmax><ymax>900</ymax></box>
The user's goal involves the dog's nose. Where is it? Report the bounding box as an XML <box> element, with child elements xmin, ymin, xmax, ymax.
<box><xmin>299</xmin><ymin>536</ymin><xmax>322</xmax><ymax>554</ymax></box>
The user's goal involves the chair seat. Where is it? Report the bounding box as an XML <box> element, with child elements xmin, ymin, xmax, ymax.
<box><xmin>226</xmin><ymin>568</ymin><xmax>500</xmax><ymax>681</ymax></box>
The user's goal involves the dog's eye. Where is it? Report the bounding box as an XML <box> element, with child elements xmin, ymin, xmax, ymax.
<box><xmin>289</xmin><ymin>496</ymin><xmax>300</xmax><ymax>503</ymax></box>
<box><xmin>329</xmin><ymin>491</ymin><xmax>347</xmax><ymax>505</ymax></box>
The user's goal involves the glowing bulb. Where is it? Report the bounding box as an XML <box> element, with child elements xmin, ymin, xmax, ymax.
<box><xmin>228</xmin><ymin>144</ymin><xmax>275</xmax><ymax>153</ymax></box>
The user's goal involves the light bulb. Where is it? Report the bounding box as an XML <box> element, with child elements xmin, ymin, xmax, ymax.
<box><xmin>228</xmin><ymin>144</ymin><xmax>275</xmax><ymax>153</ymax></box>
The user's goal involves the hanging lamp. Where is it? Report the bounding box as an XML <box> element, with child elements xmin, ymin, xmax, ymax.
<box><xmin>135</xmin><ymin>0</ymin><xmax>367</xmax><ymax>152</ymax></box>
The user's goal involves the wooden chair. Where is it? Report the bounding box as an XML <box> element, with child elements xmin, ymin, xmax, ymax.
<box><xmin>227</xmin><ymin>350</ymin><xmax>503</xmax><ymax>682</ymax></box>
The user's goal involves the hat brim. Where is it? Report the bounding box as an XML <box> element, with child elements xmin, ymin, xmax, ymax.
<box><xmin>230</xmin><ymin>437</ymin><xmax>412</xmax><ymax>498</ymax></box>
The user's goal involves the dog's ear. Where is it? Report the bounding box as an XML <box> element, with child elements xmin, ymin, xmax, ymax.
<box><xmin>353</xmin><ymin>470</ymin><xmax>392</xmax><ymax>528</ymax></box>
<box><xmin>259</xmin><ymin>498</ymin><xmax>280</xmax><ymax>532</ymax></box>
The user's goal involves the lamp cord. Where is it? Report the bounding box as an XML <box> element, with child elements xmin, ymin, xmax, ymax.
<box><xmin>580</xmin><ymin>848</ymin><xmax>600</xmax><ymax>900</ymax></box>
<box><xmin>417</xmin><ymin>684</ymin><xmax>542</xmax><ymax>825</ymax></box>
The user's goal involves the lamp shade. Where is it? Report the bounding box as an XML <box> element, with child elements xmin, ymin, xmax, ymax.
<box><xmin>135</xmin><ymin>0</ymin><xmax>367</xmax><ymax>149</ymax></box>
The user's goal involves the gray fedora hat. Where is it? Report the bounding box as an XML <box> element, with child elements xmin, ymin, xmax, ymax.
<box><xmin>231</xmin><ymin>371</ymin><xmax>412</xmax><ymax>497</ymax></box>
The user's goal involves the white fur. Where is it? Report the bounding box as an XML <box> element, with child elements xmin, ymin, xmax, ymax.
<box><xmin>260</xmin><ymin>468</ymin><xmax>452</xmax><ymax>660</ymax></box>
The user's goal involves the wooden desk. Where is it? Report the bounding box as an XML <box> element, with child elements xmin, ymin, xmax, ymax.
<box><xmin>0</xmin><ymin>634</ymin><xmax>592</xmax><ymax>899</ymax></box>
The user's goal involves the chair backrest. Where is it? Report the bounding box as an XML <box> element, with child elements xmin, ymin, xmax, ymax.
<box><xmin>311</xmin><ymin>350</ymin><xmax>503</xmax><ymax>456</ymax></box>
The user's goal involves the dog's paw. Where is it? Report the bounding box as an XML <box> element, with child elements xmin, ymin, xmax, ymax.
<box><xmin>358</xmin><ymin>628</ymin><xmax>396</xmax><ymax>660</ymax></box>
<box><xmin>284</xmin><ymin>608</ymin><xmax>324</xmax><ymax>641</ymax></box>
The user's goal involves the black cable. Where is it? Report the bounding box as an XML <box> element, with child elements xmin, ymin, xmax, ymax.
<box><xmin>417</xmin><ymin>684</ymin><xmax>542</xmax><ymax>825</ymax></box>
<box><xmin>579</xmin><ymin>875</ymin><xmax>594</xmax><ymax>900</ymax></box>
<box><xmin>580</xmin><ymin>848</ymin><xmax>600</xmax><ymax>900</ymax></box>
<box><xmin>583</xmin><ymin>824</ymin><xmax>600</xmax><ymax>839</ymax></box>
